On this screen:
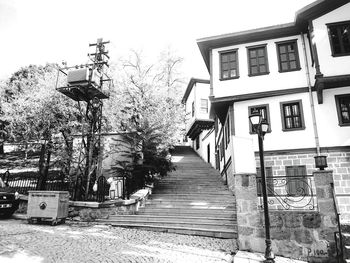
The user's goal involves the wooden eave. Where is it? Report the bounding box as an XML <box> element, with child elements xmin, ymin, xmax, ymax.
<box><xmin>314</xmin><ymin>74</ymin><xmax>350</xmax><ymax>104</ymax></box>
<box><xmin>181</xmin><ymin>78</ymin><xmax>210</xmax><ymax>104</ymax></box>
<box><xmin>186</xmin><ymin>119</ymin><xmax>214</xmax><ymax>139</ymax></box>
<box><xmin>197</xmin><ymin>0</ymin><xmax>350</xmax><ymax>72</ymax></box>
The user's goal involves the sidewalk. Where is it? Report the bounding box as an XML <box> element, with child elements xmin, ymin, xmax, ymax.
<box><xmin>234</xmin><ymin>251</ymin><xmax>307</xmax><ymax>263</ymax></box>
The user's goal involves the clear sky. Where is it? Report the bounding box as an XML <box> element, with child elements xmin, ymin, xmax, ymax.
<box><xmin>0</xmin><ymin>0</ymin><xmax>315</xmax><ymax>80</ymax></box>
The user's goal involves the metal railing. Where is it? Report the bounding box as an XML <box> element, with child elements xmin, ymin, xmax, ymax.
<box><xmin>2</xmin><ymin>170</ymin><xmax>70</xmax><ymax>195</ymax></box>
<box><xmin>331</xmin><ymin>182</ymin><xmax>344</xmax><ymax>263</ymax></box>
<box><xmin>256</xmin><ymin>175</ymin><xmax>317</xmax><ymax>210</ymax></box>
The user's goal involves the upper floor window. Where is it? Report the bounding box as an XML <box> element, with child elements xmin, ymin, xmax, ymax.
<box><xmin>276</xmin><ymin>40</ymin><xmax>301</xmax><ymax>72</ymax></box>
<box><xmin>195</xmin><ymin>136</ymin><xmax>200</xmax><ymax>150</ymax></box>
<box><xmin>247</xmin><ymin>45</ymin><xmax>269</xmax><ymax>76</ymax></box>
<box><xmin>220</xmin><ymin>49</ymin><xmax>239</xmax><ymax>80</ymax></box>
<box><xmin>327</xmin><ymin>21</ymin><xmax>350</xmax><ymax>57</ymax></box>
<box><xmin>224</xmin><ymin>115</ymin><xmax>230</xmax><ymax>148</ymax></box>
<box><xmin>335</xmin><ymin>94</ymin><xmax>350</xmax><ymax>126</ymax></box>
<box><xmin>192</xmin><ymin>101</ymin><xmax>195</xmax><ymax>117</ymax></box>
<box><xmin>200</xmin><ymin>99</ymin><xmax>208</xmax><ymax>114</ymax></box>
<box><xmin>248</xmin><ymin>104</ymin><xmax>271</xmax><ymax>134</ymax></box>
<box><xmin>280</xmin><ymin>100</ymin><xmax>305</xmax><ymax>131</ymax></box>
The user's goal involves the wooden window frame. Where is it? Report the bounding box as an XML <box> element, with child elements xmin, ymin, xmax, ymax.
<box><xmin>195</xmin><ymin>136</ymin><xmax>200</xmax><ymax>150</ymax></box>
<box><xmin>246</xmin><ymin>44</ymin><xmax>269</xmax><ymax>77</ymax></box>
<box><xmin>327</xmin><ymin>20</ymin><xmax>350</xmax><ymax>57</ymax></box>
<box><xmin>285</xmin><ymin>165</ymin><xmax>309</xmax><ymax>196</ymax></box>
<box><xmin>191</xmin><ymin>101</ymin><xmax>195</xmax><ymax>117</ymax></box>
<box><xmin>256</xmin><ymin>167</ymin><xmax>274</xmax><ymax>196</ymax></box>
<box><xmin>248</xmin><ymin>104</ymin><xmax>271</xmax><ymax>134</ymax></box>
<box><xmin>335</xmin><ymin>94</ymin><xmax>350</xmax><ymax>126</ymax></box>
<box><xmin>219</xmin><ymin>49</ymin><xmax>239</xmax><ymax>81</ymax></box>
<box><xmin>280</xmin><ymin>100</ymin><xmax>305</xmax><ymax>131</ymax></box>
<box><xmin>224</xmin><ymin>114</ymin><xmax>230</xmax><ymax>149</ymax></box>
<box><xmin>275</xmin><ymin>39</ymin><xmax>301</xmax><ymax>73</ymax></box>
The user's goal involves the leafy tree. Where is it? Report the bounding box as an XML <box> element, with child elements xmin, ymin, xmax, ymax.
<box><xmin>1</xmin><ymin>64</ymin><xmax>80</xmax><ymax>164</ymax></box>
<box><xmin>105</xmin><ymin>49</ymin><xmax>186</xmax><ymax>196</ymax></box>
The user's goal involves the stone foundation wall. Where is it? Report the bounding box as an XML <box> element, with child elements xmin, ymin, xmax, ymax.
<box><xmin>255</xmin><ymin>147</ymin><xmax>350</xmax><ymax>221</ymax></box>
<box><xmin>235</xmin><ymin>171</ymin><xmax>338</xmax><ymax>263</ymax></box>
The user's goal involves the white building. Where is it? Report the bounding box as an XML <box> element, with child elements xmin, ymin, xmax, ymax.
<box><xmin>194</xmin><ymin>0</ymin><xmax>350</xmax><ymax>219</ymax></box>
<box><xmin>182</xmin><ymin>78</ymin><xmax>217</xmax><ymax>168</ymax></box>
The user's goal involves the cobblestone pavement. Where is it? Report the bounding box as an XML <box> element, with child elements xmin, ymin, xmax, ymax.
<box><xmin>0</xmin><ymin>219</ymin><xmax>236</xmax><ymax>263</ymax></box>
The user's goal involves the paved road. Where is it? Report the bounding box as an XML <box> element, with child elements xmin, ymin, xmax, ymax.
<box><xmin>0</xmin><ymin>219</ymin><xmax>236</xmax><ymax>263</ymax></box>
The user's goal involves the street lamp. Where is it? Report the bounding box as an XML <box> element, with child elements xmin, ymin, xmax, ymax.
<box><xmin>249</xmin><ymin>111</ymin><xmax>275</xmax><ymax>263</ymax></box>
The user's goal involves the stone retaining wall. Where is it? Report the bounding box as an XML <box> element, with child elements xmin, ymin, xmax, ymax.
<box><xmin>235</xmin><ymin>170</ymin><xmax>338</xmax><ymax>263</ymax></box>
<box><xmin>255</xmin><ymin>148</ymin><xmax>350</xmax><ymax>221</ymax></box>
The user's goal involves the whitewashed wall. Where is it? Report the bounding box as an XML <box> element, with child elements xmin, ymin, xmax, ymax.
<box><xmin>234</xmin><ymin>93</ymin><xmax>316</xmax><ymax>152</ymax></box>
<box><xmin>315</xmin><ymin>87</ymin><xmax>350</xmax><ymax>147</ymax></box>
<box><xmin>211</xmin><ymin>34</ymin><xmax>313</xmax><ymax>98</ymax></box>
<box><xmin>185</xmin><ymin>82</ymin><xmax>211</xmax><ymax>133</ymax></box>
<box><xmin>312</xmin><ymin>2</ymin><xmax>350</xmax><ymax>77</ymax></box>
<box><xmin>191</xmin><ymin>130</ymin><xmax>216</xmax><ymax>168</ymax></box>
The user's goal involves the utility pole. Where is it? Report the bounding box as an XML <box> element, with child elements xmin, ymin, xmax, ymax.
<box><xmin>56</xmin><ymin>38</ymin><xmax>111</xmax><ymax>200</ymax></box>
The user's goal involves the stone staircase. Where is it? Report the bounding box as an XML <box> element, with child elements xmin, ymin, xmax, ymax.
<box><xmin>99</xmin><ymin>146</ymin><xmax>237</xmax><ymax>239</ymax></box>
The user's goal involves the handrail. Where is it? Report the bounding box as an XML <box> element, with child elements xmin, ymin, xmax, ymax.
<box><xmin>330</xmin><ymin>182</ymin><xmax>343</xmax><ymax>263</ymax></box>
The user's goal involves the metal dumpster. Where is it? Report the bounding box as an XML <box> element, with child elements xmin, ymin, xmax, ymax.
<box><xmin>27</xmin><ymin>191</ymin><xmax>69</xmax><ymax>225</ymax></box>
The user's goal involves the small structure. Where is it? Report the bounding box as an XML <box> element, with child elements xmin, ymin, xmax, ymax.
<box><xmin>56</xmin><ymin>38</ymin><xmax>112</xmax><ymax>201</ymax></box>
<box><xmin>27</xmin><ymin>190</ymin><xmax>69</xmax><ymax>225</ymax></box>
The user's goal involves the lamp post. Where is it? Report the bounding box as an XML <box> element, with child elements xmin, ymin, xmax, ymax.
<box><xmin>249</xmin><ymin>111</ymin><xmax>275</xmax><ymax>263</ymax></box>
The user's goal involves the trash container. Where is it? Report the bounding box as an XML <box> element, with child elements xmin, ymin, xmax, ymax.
<box><xmin>27</xmin><ymin>191</ymin><xmax>69</xmax><ymax>225</ymax></box>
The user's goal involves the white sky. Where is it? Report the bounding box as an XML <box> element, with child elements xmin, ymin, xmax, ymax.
<box><xmin>0</xmin><ymin>0</ymin><xmax>315</xmax><ymax>80</ymax></box>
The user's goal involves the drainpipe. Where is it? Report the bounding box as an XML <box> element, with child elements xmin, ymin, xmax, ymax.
<box><xmin>301</xmin><ymin>33</ymin><xmax>321</xmax><ymax>156</ymax></box>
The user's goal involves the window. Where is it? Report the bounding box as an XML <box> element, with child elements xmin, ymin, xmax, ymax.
<box><xmin>256</xmin><ymin>167</ymin><xmax>274</xmax><ymax>196</ymax></box>
<box><xmin>220</xmin><ymin>137</ymin><xmax>225</xmax><ymax>160</ymax></box>
<box><xmin>200</xmin><ymin>99</ymin><xmax>208</xmax><ymax>114</ymax></box>
<box><xmin>247</xmin><ymin>45</ymin><xmax>269</xmax><ymax>76</ymax></box>
<box><xmin>220</xmin><ymin>50</ymin><xmax>239</xmax><ymax>80</ymax></box>
<box><xmin>192</xmin><ymin>101</ymin><xmax>195</xmax><ymax>117</ymax></box>
<box><xmin>224</xmin><ymin>115</ymin><xmax>230</xmax><ymax>148</ymax></box>
<box><xmin>335</xmin><ymin>94</ymin><xmax>350</xmax><ymax>126</ymax></box>
<box><xmin>327</xmin><ymin>21</ymin><xmax>350</xmax><ymax>56</ymax></box>
<box><xmin>248</xmin><ymin>104</ymin><xmax>271</xmax><ymax>134</ymax></box>
<box><xmin>280</xmin><ymin>100</ymin><xmax>305</xmax><ymax>131</ymax></box>
<box><xmin>276</xmin><ymin>40</ymin><xmax>301</xmax><ymax>72</ymax></box>
<box><xmin>285</xmin><ymin>166</ymin><xmax>309</xmax><ymax>196</ymax></box>
<box><xmin>195</xmin><ymin>136</ymin><xmax>200</xmax><ymax>150</ymax></box>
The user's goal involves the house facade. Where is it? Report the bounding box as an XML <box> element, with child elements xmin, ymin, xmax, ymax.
<box><xmin>195</xmin><ymin>0</ymin><xmax>350</xmax><ymax>220</ymax></box>
<box><xmin>182</xmin><ymin>78</ymin><xmax>216</xmax><ymax>168</ymax></box>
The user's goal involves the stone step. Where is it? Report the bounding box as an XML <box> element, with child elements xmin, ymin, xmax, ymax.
<box><xmin>98</xmin><ymin>222</ymin><xmax>237</xmax><ymax>239</ymax></box>
<box><xmin>154</xmin><ymin>186</ymin><xmax>228</xmax><ymax>191</ymax></box>
<box><xmin>107</xmin><ymin>214</ymin><xmax>236</xmax><ymax>223</ymax></box>
<box><xmin>150</xmin><ymin>193</ymin><xmax>234</xmax><ymax>200</ymax></box>
<box><xmin>147</xmin><ymin>198</ymin><xmax>235</xmax><ymax>205</ymax></box>
<box><xmin>144</xmin><ymin>203</ymin><xmax>236</xmax><ymax>210</ymax></box>
<box><xmin>100</xmin><ymin>217</ymin><xmax>236</xmax><ymax>229</ymax></box>
<box><xmin>154</xmin><ymin>189</ymin><xmax>232</xmax><ymax>196</ymax></box>
<box><xmin>137</xmin><ymin>209</ymin><xmax>235</xmax><ymax>217</ymax></box>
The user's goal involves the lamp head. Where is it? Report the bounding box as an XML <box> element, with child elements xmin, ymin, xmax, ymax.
<box><xmin>249</xmin><ymin>110</ymin><xmax>269</xmax><ymax>136</ymax></box>
<box><xmin>92</xmin><ymin>97</ymin><xmax>101</xmax><ymax>110</ymax></box>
